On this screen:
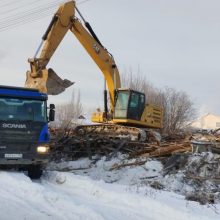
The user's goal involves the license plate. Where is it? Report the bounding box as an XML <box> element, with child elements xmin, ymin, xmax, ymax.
<box><xmin>4</xmin><ymin>154</ymin><xmax>23</xmax><ymax>159</ymax></box>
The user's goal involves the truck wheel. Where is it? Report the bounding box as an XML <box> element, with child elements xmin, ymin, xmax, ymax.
<box><xmin>28</xmin><ymin>165</ymin><xmax>43</xmax><ymax>179</ymax></box>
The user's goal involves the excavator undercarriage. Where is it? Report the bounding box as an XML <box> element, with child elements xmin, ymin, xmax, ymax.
<box><xmin>50</xmin><ymin>124</ymin><xmax>161</xmax><ymax>161</ymax></box>
<box><xmin>75</xmin><ymin>124</ymin><xmax>148</xmax><ymax>142</ymax></box>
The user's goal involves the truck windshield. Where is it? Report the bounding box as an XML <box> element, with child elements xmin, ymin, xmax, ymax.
<box><xmin>0</xmin><ymin>98</ymin><xmax>47</xmax><ymax>122</ymax></box>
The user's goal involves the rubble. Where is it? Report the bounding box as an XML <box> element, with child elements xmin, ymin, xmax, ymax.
<box><xmin>49</xmin><ymin>128</ymin><xmax>192</xmax><ymax>161</ymax></box>
<box><xmin>48</xmin><ymin>128</ymin><xmax>220</xmax><ymax>205</ymax></box>
<box><xmin>190</xmin><ymin>129</ymin><xmax>220</xmax><ymax>154</ymax></box>
<box><xmin>156</xmin><ymin>152</ymin><xmax>220</xmax><ymax>205</ymax></box>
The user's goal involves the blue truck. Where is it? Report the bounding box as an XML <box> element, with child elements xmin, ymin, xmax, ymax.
<box><xmin>0</xmin><ymin>85</ymin><xmax>55</xmax><ymax>179</ymax></box>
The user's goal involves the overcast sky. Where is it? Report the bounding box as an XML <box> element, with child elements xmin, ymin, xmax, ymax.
<box><xmin>0</xmin><ymin>0</ymin><xmax>220</xmax><ymax>116</ymax></box>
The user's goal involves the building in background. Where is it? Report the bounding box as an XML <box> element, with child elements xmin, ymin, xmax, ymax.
<box><xmin>189</xmin><ymin>113</ymin><xmax>220</xmax><ymax>130</ymax></box>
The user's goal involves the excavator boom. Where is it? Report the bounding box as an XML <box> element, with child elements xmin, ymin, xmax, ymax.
<box><xmin>25</xmin><ymin>0</ymin><xmax>120</xmax><ymax>111</ymax></box>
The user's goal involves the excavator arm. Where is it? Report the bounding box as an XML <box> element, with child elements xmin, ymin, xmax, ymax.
<box><xmin>70</xmin><ymin>17</ymin><xmax>121</xmax><ymax>111</ymax></box>
<box><xmin>25</xmin><ymin>1</ymin><xmax>75</xmax><ymax>95</ymax></box>
<box><xmin>25</xmin><ymin>0</ymin><xmax>120</xmax><ymax>111</ymax></box>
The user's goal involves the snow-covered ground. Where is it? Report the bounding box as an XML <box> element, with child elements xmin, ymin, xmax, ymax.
<box><xmin>0</xmin><ymin>155</ymin><xmax>220</xmax><ymax>220</ymax></box>
<box><xmin>48</xmin><ymin>153</ymin><xmax>220</xmax><ymax>201</ymax></box>
<box><xmin>0</xmin><ymin>170</ymin><xmax>219</xmax><ymax>220</ymax></box>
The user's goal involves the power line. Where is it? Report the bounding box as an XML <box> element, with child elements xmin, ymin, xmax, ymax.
<box><xmin>0</xmin><ymin>0</ymin><xmax>64</xmax><ymax>21</ymax></box>
<box><xmin>0</xmin><ymin>1</ymin><xmax>65</xmax><ymax>31</ymax></box>
<box><xmin>78</xmin><ymin>0</ymin><xmax>93</xmax><ymax>4</ymax></box>
<box><xmin>0</xmin><ymin>8</ymin><xmax>61</xmax><ymax>31</ymax></box>
<box><xmin>0</xmin><ymin>0</ymin><xmax>93</xmax><ymax>32</ymax></box>
<box><xmin>0</xmin><ymin>0</ymin><xmax>26</xmax><ymax>8</ymax></box>
<box><xmin>0</xmin><ymin>0</ymin><xmax>44</xmax><ymax>16</ymax></box>
<box><xmin>0</xmin><ymin>10</ymin><xmax>58</xmax><ymax>32</ymax></box>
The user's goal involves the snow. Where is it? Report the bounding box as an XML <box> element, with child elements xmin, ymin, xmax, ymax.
<box><xmin>48</xmin><ymin>156</ymin><xmax>165</xmax><ymax>185</ymax></box>
<box><xmin>0</xmin><ymin>170</ymin><xmax>219</xmax><ymax>220</ymax></box>
<box><xmin>0</xmin><ymin>155</ymin><xmax>220</xmax><ymax>220</ymax></box>
<box><xmin>48</xmin><ymin>154</ymin><xmax>220</xmax><ymax>203</ymax></box>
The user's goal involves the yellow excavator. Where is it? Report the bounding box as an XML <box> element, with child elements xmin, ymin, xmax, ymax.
<box><xmin>25</xmin><ymin>1</ymin><xmax>163</xmax><ymax>141</ymax></box>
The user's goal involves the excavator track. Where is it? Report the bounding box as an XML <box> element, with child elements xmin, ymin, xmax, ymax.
<box><xmin>74</xmin><ymin>124</ymin><xmax>160</xmax><ymax>142</ymax></box>
<box><xmin>49</xmin><ymin>125</ymin><xmax>161</xmax><ymax>162</ymax></box>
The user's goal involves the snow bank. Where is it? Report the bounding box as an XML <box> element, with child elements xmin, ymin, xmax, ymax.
<box><xmin>49</xmin><ymin>153</ymin><xmax>220</xmax><ymax>204</ymax></box>
<box><xmin>0</xmin><ymin>170</ymin><xmax>219</xmax><ymax>220</ymax></box>
<box><xmin>48</xmin><ymin>156</ymin><xmax>164</xmax><ymax>185</ymax></box>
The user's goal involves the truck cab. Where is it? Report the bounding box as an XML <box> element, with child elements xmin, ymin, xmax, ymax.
<box><xmin>0</xmin><ymin>85</ymin><xmax>54</xmax><ymax>178</ymax></box>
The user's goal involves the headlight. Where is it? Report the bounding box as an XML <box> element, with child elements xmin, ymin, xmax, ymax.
<box><xmin>37</xmin><ymin>146</ymin><xmax>49</xmax><ymax>153</ymax></box>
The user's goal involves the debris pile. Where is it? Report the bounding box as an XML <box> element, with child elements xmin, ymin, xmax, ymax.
<box><xmin>190</xmin><ymin>129</ymin><xmax>220</xmax><ymax>154</ymax></box>
<box><xmin>160</xmin><ymin>152</ymin><xmax>220</xmax><ymax>204</ymax></box>
<box><xmin>49</xmin><ymin>128</ymin><xmax>191</xmax><ymax>161</ymax></box>
<box><xmin>48</xmin><ymin>128</ymin><xmax>220</xmax><ymax>205</ymax></box>
<box><xmin>48</xmin><ymin>150</ymin><xmax>220</xmax><ymax>205</ymax></box>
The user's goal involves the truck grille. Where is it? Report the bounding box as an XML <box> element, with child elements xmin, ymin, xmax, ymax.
<box><xmin>0</xmin><ymin>143</ymin><xmax>31</xmax><ymax>152</ymax></box>
<box><xmin>0</xmin><ymin>130</ymin><xmax>39</xmax><ymax>142</ymax></box>
<box><xmin>0</xmin><ymin>121</ymin><xmax>46</xmax><ymax>154</ymax></box>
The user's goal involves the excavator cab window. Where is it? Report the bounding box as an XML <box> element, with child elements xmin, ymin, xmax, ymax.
<box><xmin>127</xmin><ymin>91</ymin><xmax>145</xmax><ymax>120</ymax></box>
<box><xmin>114</xmin><ymin>91</ymin><xmax>130</xmax><ymax>118</ymax></box>
<box><xmin>114</xmin><ymin>90</ymin><xmax>145</xmax><ymax>120</ymax></box>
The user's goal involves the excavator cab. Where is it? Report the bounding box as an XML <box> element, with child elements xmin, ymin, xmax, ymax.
<box><xmin>114</xmin><ymin>89</ymin><xmax>145</xmax><ymax>121</ymax></box>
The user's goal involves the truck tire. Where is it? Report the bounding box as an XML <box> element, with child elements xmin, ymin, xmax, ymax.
<box><xmin>28</xmin><ymin>165</ymin><xmax>43</xmax><ymax>179</ymax></box>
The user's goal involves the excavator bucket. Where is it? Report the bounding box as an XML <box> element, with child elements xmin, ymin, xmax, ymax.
<box><xmin>46</xmin><ymin>68</ymin><xmax>74</xmax><ymax>95</ymax></box>
<box><xmin>25</xmin><ymin>68</ymin><xmax>74</xmax><ymax>95</ymax></box>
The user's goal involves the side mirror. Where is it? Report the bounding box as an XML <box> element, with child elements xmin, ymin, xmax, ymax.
<box><xmin>49</xmin><ymin>104</ymin><xmax>55</xmax><ymax>121</ymax></box>
<box><xmin>49</xmin><ymin>104</ymin><xmax>55</xmax><ymax>110</ymax></box>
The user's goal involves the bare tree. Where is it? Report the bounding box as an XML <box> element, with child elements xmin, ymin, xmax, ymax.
<box><xmin>55</xmin><ymin>89</ymin><xmax>83</xmax><ymax>128</ymax></box>
<box><xmin>122</xmin><ymin>69</ymin><xmax>196</xmax><ymax>134</ymax></box>
<box><xmin>122</xmin><ymin>67</ymin><xmax>160</xmax><ymax>104</ymax></box>
<box><xmin>161</xmin><ymin>88</ymin><xmax>195</xmax><ymax>134</ymax></box>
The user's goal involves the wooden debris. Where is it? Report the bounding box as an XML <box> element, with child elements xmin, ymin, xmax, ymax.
<box><xmin>149</xmin><ymin>144</ymin><xmax>191</xmax><ymax>157</ymax></box>
<box><xmin>110</xmin><ymin>160</ymin><xmax>147</xmax><ymax>171</ymax></box>
<box><xmin>186</xmin><ymin>174</ymin><xmax>220</xmax><ymax>183</ymax></box>
<box><xmin>49</xmin><ymin>127</ymin><xmax>192</xmax><ymax>162</ymax></box>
